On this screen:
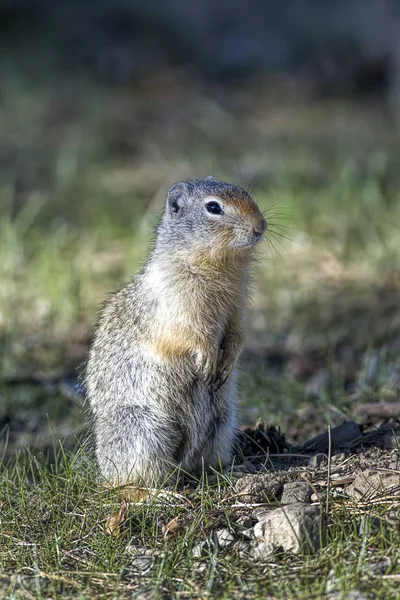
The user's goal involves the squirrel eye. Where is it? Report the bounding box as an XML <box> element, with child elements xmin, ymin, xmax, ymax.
<box><xmin>170</xmin><ymin>199</ymin><xmax>180</xmax><ymax>213</ymax></box>
<box><xmin>206</xmin><ymin>201</ymin><xmax>223</xmax><ymax>215</ymax></box>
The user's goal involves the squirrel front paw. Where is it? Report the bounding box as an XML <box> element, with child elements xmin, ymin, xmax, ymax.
<box><xmin>212</xmin><ymin>357</ymin><xmax>232</xmax><ymax>391</ymax></box>
<box><xmin>193</xmin><ymin>349</ymin><xmax>218</xmax><ymax>384</ymax></box>
<box><xmin>211</xmin><ymin>341</ymin><xmax>240</xmax><ymax>391</ymax></box>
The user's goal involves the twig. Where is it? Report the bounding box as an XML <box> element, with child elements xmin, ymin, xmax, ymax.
<box><xmin>299</xmin><ymin>472</ymin><xmax>322</xmax><ymax>503</ymax></box>
<box><xmin>2</xmin><ymin>371</ymin><xmax>75</xmax><ymax>387</ymax></box>
<box><xmin>357</xmin><ymin>402</ymin><xmax>400</xmax><ymax>418</ymax></box>
<box><xmin>229</xmin><ymin>501</ymin><xmax>280</xmax><ymax>509</ymax></box>
<box><xmin>326</xmin><ymin>425</ymin><xmax>332</xmax><ymax>514</ymax></box>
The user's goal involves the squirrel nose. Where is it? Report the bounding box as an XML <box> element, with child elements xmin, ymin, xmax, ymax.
<box><xmin>253</xmin><ymin>219</ymin><xmax>267</xmax><ymax>238</ymax></box>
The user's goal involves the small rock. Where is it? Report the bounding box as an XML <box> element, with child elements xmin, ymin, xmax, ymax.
<box><xmin>239</xmin><ymin>528</ymin><xmax>254</xmax><ymax>540</ymax></box>
<box><xmin>252</xmin><ymin>503</ymin><xmax>326</xmax><ymax>558</ymax></box>
<box><xmin>331</xmin><ymin>452</ymin><xmax>347</xmax><ymax>464</ymax></box>
<box><xmin>192</xmin><ymin>541</ymin><xmax>208</xmax><ymax>558</ymax></box>
<box><xmin>215</xmin><ymin>528</ymin><xmax>236</xmax><ymax>548</ymax></box>
<box><xmin>389</xmin><ymin>458</ymin><xmax>400</xmax><ymax>470</ymax></box>
<box><xmin>125</xmin><ymin>544</ymin><xmax>165</xmax><ymax>559</ymax></box>
<box><xmin>353</xmin><ymin>594</ymin><xmax>368</xmax><ymax>600</ymax></box>
<box><xmin>252</xmin><ymin>506</ymin><xmax>271</xmax><ymax>519</ymax></box>
<box><xmin>281</xmin><ymin>481</ymin><xmax>313</xmax><ymax>504</ymax></box>
<box><xmin>235</xmin><ymin>473</ymin><xmax>283</xmax><ymax>503</ymax></box>
<box><xmin>345</xmin><ymin>469</ymin><xmax>400</xmax><ymax>500</ymax></box>
<box><xmin>236</xmin><ymin>515</ymin><xmax>253</xmax><ymax>529</ymax></box>
<box><xmin>310</xmin><ymin>492</ymin><xmax>326</xmax><ymax>503</ymax></box>
<box><xmin>125</xmin><ymin>542</ymin><xmax>150</xmax><ymax>556</ymax></box>
<box><xmin>325</xmin><ymin>568</ymin><xmax>336</xmax><ymax>593</ymax></box>
<box><xmin>233</xmin><ymin>540</ymin><xmax>250</xmax><ymax>555</ymax></box>
<box><xmin>130</xmin><ymin>555</ymin><xmax>153</xmax><ymax>576</ymax></box>
<box><xmin>328</xmin><ymin>591</ymin><xmax>368</xmax><ymax>600</ymax></box>
<box><xmin>309</xmin><ymin>454</ymin><xmax>328</xmax><ymax>468</ymax></box>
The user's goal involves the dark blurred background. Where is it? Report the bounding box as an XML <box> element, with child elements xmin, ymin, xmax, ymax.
<box><xmin>1</xmin><ymin>0</ymin><xmax>400</xmax><ymax>457</ymax></box>
<box><xmin>1</xmin><ymin>0</ymin><xmax>399</xmax><ymax>93</ymax></box>
<box><xmin>2</xmin><ymin>0</ymin><xmax>400</xmax><ymax>225</ymax></box>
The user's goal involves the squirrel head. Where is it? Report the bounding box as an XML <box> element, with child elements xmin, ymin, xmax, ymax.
<box><xmin>157</xmin><ymin>177</ymin><xmax>266</xmax><ymax>260</ymax></box>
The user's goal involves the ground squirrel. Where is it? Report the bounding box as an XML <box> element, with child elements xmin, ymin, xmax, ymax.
<box><xmin>86</xmin><ymin>177</ymin><xmax>266</xmax><ymax>486</ymax></box>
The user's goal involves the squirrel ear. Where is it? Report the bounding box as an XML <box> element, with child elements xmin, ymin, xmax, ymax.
<box><xmin>205</xmin><ymin>176</ymin><xmax>217</xmax><ymax>182</ymax></box>
<box><xmin>167</xmin><ymin>181</ymin><xmax>188</xmax><ymax>216</ymax></box>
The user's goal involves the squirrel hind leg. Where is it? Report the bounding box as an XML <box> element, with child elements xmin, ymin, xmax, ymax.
<box><xmin>94</xmin><ymin>405</ymin><xmax>181</xmax><ymax>487</ymax></box>
<box><xmin>200</xmin><ymin>379</ymin><xmax>238</xmax><ymax>472</ymax></box>
<box><xmin>204</xmin><ymin>417</ymin><xmax>237</xmax><ymax>472</ymax></box>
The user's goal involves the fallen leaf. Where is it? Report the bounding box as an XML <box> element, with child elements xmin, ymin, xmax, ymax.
<box><xmin>106</xmin><ymin>499</ymin><xmax>128</xmax><ymax>537</ymax></box>
<box><xmin>163</xmin><ymin>516</ymin><xmax>185</xmax><ymax>540</ymax></box>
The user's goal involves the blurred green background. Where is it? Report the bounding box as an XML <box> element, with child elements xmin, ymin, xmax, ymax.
<box><xmin>1</xmin><ymin>0</ymin><xmax>400</xmax><ymax>458</ymax></box>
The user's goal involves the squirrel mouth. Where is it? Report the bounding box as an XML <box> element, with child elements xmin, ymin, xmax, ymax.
<box><xmin>230</xmin><ymin>233</ymin><xmax>265</xmax><ymax>249</ymax></box>
<box><xmin>253</xmin><ymin>231</ymin><xmax>265</xmax><ymax>243</ymax></box>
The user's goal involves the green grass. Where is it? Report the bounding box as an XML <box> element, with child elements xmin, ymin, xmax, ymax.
<box><xmin>1</xmin><ymin>446</ymin><xmax>400</xmax><ymax>599</ymax></box>
<box><xmin>1</xmin><ymin>71</ymin><xmax>400</xmax><ymax>598</ymax></box>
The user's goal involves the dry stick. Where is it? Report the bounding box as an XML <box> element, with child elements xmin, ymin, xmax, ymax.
<box><xmin>299</xmin><ymin>473</ymin><xmax>321</xmax><ymax>503</ymax></box>
<box><xmin>248</xmin><ymin>453</ymin><xmax>312</xmax><ymax>459</ymax></box>
<box><xmin>3</xmin><ymin>371</ymin><xmax>74</xmax><ymax>386</ymax></box>
<box><xmin>357</xmin><ymin>402</ymin><xmax>400</xmax><ymax>418</ymax></box>
<box><xmin>326</xmin><ymin>425</ymin><xmax>332</xmax><ymax>514</ymax></box>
